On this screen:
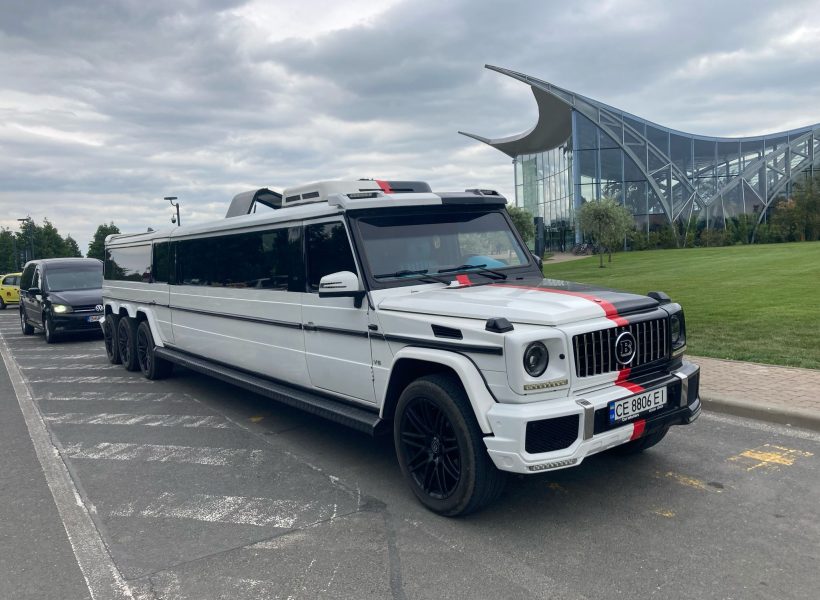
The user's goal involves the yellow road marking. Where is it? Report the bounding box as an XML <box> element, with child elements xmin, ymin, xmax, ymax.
<box><xmin>546</xmin><ymin>482</ymin><xmax>568</xmax><ymax>493</ymax></box>
<box><xmin>657</xmin><ymin>470</ymin><xmax>720</xmax><ymax>493</ymax></box>
<box><xmin>729</xmin><ymin>444</ymin><xmax>813</xmax><ymax>471</ymax></box>
<box><xmin>651</xmin><ymin>508</ymin><xmax>675</xmax><ymax>518</ymax></box>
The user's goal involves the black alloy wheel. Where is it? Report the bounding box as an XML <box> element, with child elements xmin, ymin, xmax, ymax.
<box><xmin>399</xmin><ymin>396</ymin><xmax>462</xmax><ymax>501</ymax></box>
<box><xmin>116</xmin><ymin>317</ymin><xmax>139</xmax><ymax>371</ymax></box>
<box><xmin>21</xmin><ymin>309</ymin><xmax>34</xmax><ymax>335</ymax></box>
<box><xmin>136</xmin><ymin>320</ymin><xmax>172</xmax><ymax>379</ymax></box>
<box><xmin>103</xmin><ymin>315</ymin><xmax>121</xmax><ymax>364</ymax></box>
<box><xmin>394</xmin><ymin>374</ymin><xmax>506</xmax><ymax>516</ymax></box>
<box><xmin>43</xmin><ymin>315</ymin><xmax>58</xmax><ymax>344</ymax></box>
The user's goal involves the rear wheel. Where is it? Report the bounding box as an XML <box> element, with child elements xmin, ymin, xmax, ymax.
<box><xmin>394</xmin><ymin>374</ymin><xmax>506</xmax><ymax>516</ymax></box>
<box><xmin>43</xmin><ymin>315</ymin><xmax>58</xmax><ymax>344</ymax></box>
<box><xmin>20</xmin><ymin>309</ymin><xmax>34</xmax><ymax>335</ymax></box>
<box><xmin>103</xmin><ymin>315</ymin><xmax>121</xmax><ymax>364</ymax></box>
<box><xmin>609</xmin><ymin>426</ymin><xmax>670</xmax><ymax>455</ymax></box>
<box><xmin>136</xmin><ymin>321</ymin><xmax>173</xmax><ymax>379</ymax></box>
<box><xmin>116</xmin><ymin>316</ymin><xmax>139</xmax><ymax>371</ymax></box>
<box><xmin>0</xmin><ymin>298</ymin><xmax>6</xmax><ymax>310</ymax></box>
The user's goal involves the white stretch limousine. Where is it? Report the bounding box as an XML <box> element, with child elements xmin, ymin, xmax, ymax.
<box><xmin>102</xmin><ymin>179</ymin><xmax>700</xmax><ymax>515</ymax></box>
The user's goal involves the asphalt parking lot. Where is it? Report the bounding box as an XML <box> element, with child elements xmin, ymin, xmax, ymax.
<box><xmin>1</xmin><ymin>310</ymin><xmax>818</xmax><ymax>600</ymax></box>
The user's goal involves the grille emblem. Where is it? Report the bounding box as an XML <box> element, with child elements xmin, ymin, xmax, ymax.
<box><xmin>95</xmin><ymin>304</ymin><xmax>103</xmax><ymax>312</ymax></box>
<box><xmin>615</xmin><ymin>331</ymin><xmax>636</xmax><ymax>365</ymax></box>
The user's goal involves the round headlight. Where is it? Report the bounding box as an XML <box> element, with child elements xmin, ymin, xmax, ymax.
<box><xmin>523</xmin><ymin>342</ymin><xmax>549</xmax><ymax>377</ymax></box>
<box><xmin>670</xmin><ymin>314</ymin><xmax>682</xmax><ymax>343</ymax></box>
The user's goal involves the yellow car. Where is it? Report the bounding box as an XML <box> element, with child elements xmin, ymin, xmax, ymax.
<box><xmin>0</xmin><ymin>272</ymin><xmax>22</xmax><ymax>309</ymax></box>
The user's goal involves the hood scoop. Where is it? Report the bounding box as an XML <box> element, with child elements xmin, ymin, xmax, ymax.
<box><xmin>431</xmin><ymin>324</ymin><xmax>463</xmax><ymax>340</ymax></box>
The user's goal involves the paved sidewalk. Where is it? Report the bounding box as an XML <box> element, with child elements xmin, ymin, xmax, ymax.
<box><xmin>692</xmin><ymin>355</ymin><xmax>820</xmax><ymax>431</ymax></box>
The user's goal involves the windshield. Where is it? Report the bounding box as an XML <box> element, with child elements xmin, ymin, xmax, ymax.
<box><xmin>46</xmin><ymin>266</ymin><xmax>102</xmax><ymax>292</ymax></box>
<box><xmin>354</xmin><ymin>210</ymin><xmax>530</xmax><ymax>283</ymax></box>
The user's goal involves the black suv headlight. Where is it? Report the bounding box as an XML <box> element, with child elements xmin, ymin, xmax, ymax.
<box><xmin>670</xmin><ymin>311</ymin><xmax>686</xmax><ymax>352</ymax></box>
<box><xmin>523</xmin><ymin>342</ymin><xmax>549</xmax><ymax>377</ymax></box>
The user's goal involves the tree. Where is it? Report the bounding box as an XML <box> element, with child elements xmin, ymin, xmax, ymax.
<box><xmin>87</xmin><ymin>222</ymin><xmax>120</xmax><ymax>260</ymax></box>
<box><xmin>506</xmin><ymin>205</ymin><xmax>535</xmax><ymax>246</ymax></box>
<box><xmin>64</xmin><ymin>235</ymin><xmax>82</xmax><ymax>258</ymax></box>
<box><xmin>578</xmin><ymin>198</ymin><xmax>633</xmax><ymax>267</ymax></box>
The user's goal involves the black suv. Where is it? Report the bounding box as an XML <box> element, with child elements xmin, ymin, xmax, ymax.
<box><xmin>19</xmin><ymin>258</ymin><xmax>104</xmax><ymax>343</ymax></box>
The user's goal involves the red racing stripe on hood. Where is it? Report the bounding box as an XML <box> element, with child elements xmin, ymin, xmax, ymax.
<box><xmin>375</xmin><ymin>180</ymin><xmax>394</xmax><ymax>193</ymax></box>
<box><xmin>491</xmin><ymin>284</ymin><xmax>629</xmax><ymax>327</ymax></box>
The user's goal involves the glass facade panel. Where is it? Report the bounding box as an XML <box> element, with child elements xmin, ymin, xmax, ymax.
<box><xmin>505</xmin><ymin>80</ymin><xmax>819</xmax><ymax>249</ymax></box>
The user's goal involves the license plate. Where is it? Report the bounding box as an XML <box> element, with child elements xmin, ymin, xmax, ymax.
<box><xmin>87</xmin><ymin>315</ymin><xmax>102</xmax><ymax>323</ymax></box>
<box><xmin>609</xmin><ymin>387</ymin><xmax>667</xmax><ymax>424</ymax></box>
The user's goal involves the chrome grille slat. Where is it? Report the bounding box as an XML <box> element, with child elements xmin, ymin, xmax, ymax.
<box><xmin>572</xmin><ymin>317</ymin><xmax>669</xmax><ymax>378</ymax></box>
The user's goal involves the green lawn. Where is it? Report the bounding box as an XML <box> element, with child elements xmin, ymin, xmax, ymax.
<box><xmin>541</xmin><ymin>242</ymin><xmax>820</xmax><ymax>369</ymax></box>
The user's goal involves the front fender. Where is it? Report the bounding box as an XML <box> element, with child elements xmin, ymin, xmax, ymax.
<box><xmin>383</xmin><ymin>347</ymin><xmax>496</xmax><ymax>434</ymax></box>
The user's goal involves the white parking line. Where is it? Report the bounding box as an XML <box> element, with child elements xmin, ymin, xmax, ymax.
<box><xmin>0</xmin><ymin>328</ymin><xmax>136</xmax><ymax>599</ymax></box>
<box><xmin>63</xmin><ymin>442</ymin><xmax>263</xmax><ymax>466</ymax></box>
<box><xmin>111</xmin><ymin>492</ymin><xmax>318</xmax><ymax>528</ymax></box>
<box><xmin>44</xmin><ymin>412</ymin><xmax>231</xmax><ymax>428</ymax></box>
<box><xmin>43</xmin><ymin>391</ymin><xmax>187</xmax><ymax>403</ymax></box>
<box><xmin>27</xmin><ymin>376</ymin><xmax>153</xmax><ymax>384</ymax></box>
<box><xmin>12</xmin><ymin>353</ymin><xmax>108</xmax><ymax>359</ymax></box>
<box><xmin>20</xmin><ymin>364</ymin><xmax>121</xmax><ymax>370</ymax></box>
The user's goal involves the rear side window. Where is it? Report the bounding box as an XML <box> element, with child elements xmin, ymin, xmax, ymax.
<box><xmin>152</xmin><ymin>242</ymin><xmax>171</xmax><ymax>283</ymax></box>
<box><xmin>176</xmin><ymin>226</ymin><xmax>298</xmax><ymax>290</ymax></box>
<box><xmin>106</xmin><ymin>245</ymin><xmax>152</xmax><ymax>282</ymax></box>
<box><xmin>305</xmin><ymin>222</ymin><xmax>357</xmax><ymax>291</ymax></box>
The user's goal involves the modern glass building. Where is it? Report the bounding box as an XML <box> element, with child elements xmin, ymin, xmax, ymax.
<box><xmin>461</xmin><ymin>65</ymin><xmax>820</xmax><ymax>249</ymax></box>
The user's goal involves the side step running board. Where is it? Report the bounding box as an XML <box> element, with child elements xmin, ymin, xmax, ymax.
<box><xmin>155</xmin><ymin>347</ymin><xmax>386</xmax><ymax>436</ymax></box>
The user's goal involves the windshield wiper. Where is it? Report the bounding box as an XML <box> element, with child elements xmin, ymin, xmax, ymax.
<box><xmin>373</xmin><ymin>269</ymin><xmax>449</xmax><ymax>284</ymax></box>
<box><xmin>436</xmin><ymin>263</ymin><xmax>507</xmax><ymax>280</ymax></box>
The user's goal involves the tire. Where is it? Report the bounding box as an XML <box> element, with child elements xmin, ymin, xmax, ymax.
<box><xmin>102</xmin><ymin>315</ymin><xmax>121</xmax><ymax>365</ymax></box>
<box><xmin>0</xmin><ymin>298</ymin><xmax>6</xmax><ymax>310</ymax></box>
<box><xmin>20</xmin><ymin>309</ymin><xmax>34</xmax><ymax>335</ymax></box>
<box><xmin>393</xmin><ymin>374</ymin><xmax>506</xmax><ymax>516</ymax></box>
<box><xmin>609</xmin><ymin>426</ymin><xmax>670</xmax><ymax>455</ymax></box>
<box><xmin>136</xmin><ymin>320</ymin><xmax>173</xmax><ymax>380</ymax></box>
<box><xmin>116</xmin><ymin>316</ymin><xmax>139</xmax><ymax>371</ymax></box>
<box><xmin>43</xmin><ymin>315</ymin><xmax>58</xmax><ymax>344</ymax></box>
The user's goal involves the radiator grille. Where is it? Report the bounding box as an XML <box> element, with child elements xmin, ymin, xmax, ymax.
<box><xmin>573</xmin><ymin>318</ymin><xmax>668</xmax><ymax>377</ymax></box>
<box><xmin>72</xmin><ymin>304</ymin><xmax>103</xmax><ymax>313</ymax></box>
<box><xmin>525</xmin><ymin>415</ymin><xmax>579</xmax><ymax>454</ymax></box>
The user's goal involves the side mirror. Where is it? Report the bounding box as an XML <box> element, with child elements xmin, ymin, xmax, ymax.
<box><xmin>318</xmin><ymin>271</ymin><xmax>366</xmax><ymax>308</ymax></box>
<box><xmin>534</xmin><ymin>256</ymin><xmax>543</xmax><ymax>270</ymax></box>
<box><xmin>28</xmin><ymin>287</ymin><xmax>41</xmax><ymax>296</ymax></box>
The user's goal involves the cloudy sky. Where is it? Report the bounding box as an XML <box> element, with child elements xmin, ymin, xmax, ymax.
<box><xmin>2</xmin><ymin>0</ymin><xmax>819</xmax><ymax>251</ymax></box>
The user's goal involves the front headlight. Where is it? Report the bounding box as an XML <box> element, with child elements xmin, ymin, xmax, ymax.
<box><xmin>52</xmin><ymin>304</ymin><xmax>73</xmax><ymax>314</ymax></box>
<box><xmin>670</xmin><ymin>312</ymin><xmax>686</xmax><ymax>349</ymax></box>
<box><xmin>523</xmin><ymin>342</ymin><xmax>549</xmax><ymax>377</ymax></box>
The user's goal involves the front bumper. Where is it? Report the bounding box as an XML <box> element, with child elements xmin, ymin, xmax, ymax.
<box><xmin>52</xmin><ymin>312</ymin><xmax>104</xmax><ymax>333</ymax></box>
<box><xmin>484</xmin><ymin>360</ymin><xmax>700</xmax><ymax>474</ymax></box>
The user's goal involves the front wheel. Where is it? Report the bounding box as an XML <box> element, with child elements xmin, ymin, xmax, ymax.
<box><xmin>44</xmin><ymin>315</ymin><xmax>58</xmax><ymax>344</ymax></box>
<box><xmin>394</xmin><ymin>374</ymin><xmax>506</xmax><ymax>516</ymax></box>
<box><xmin>0</xmin><ymin>298</ymin><xmax>6</xmax><ymax>310</ymax></box>
<box><xmin>116</xmin><ymin>317</ymin><xmax>139</xmax><ymax>371</ymax></box>
<box><xmin>136</xmin><ymin>321</ymin><xmax>173</xmax><ymax>379</ymax></box>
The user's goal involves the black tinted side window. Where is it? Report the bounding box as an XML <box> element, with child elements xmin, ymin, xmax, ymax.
<box><xmin>153</xmin><ymin>242</ymin><xmax>170</xmax><ymax>283</ymax></box>
<box><xmin>106</xmin><ymin>245</ymin><xmax>152</xmax><ymax>282</ymax></box>
<box><xmin>20</xmin><ymin>265</ymin><xmax>34</xmax><ymax>289</ymax></box>
<box><xmin>305</xmin><ymin>222</ymin><xmax>357</xmax><ymax>291</ymax></box>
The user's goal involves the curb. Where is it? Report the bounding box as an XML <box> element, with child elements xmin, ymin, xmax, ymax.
<box><xmin>701</xmin><ymin>394</ymin><xmax>820</xmax><ymax>432</ymax></box>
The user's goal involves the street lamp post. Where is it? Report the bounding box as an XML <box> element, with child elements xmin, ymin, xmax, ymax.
<box><xmin>16</xmin><ymin>216</ymin><xmax>33</xmax><ymax>264</ymax></box>
<box><xmin>165</xmin><ymin>196</ymin><xmax>180</xmax><ymax>226</ymax></box>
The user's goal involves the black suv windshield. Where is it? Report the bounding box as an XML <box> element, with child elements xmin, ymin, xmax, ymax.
<box><xmin>46</xmin><ymin>266</ymin><xmax>102</xmax><ymax>292</ymax></box>
<box><xmin>354</xmin><ymin>210</ymin><xmax>531</xmax><ymax>284</ymax></box>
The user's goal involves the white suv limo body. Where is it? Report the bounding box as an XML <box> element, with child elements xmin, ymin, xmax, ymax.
<box><xmin>102</xmin><ymin>180</ymin><xmax>700</xmax><ymax>515</ymax></box>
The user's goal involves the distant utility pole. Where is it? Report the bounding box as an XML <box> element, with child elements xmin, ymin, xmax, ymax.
<box><xmin>165</xmin><ymin>196</ymin><xmax>181</xmax><ymax>226</ymax></box>
<box><xmin>16</xmin><ymin>216</ymin><xmax>33</xmax><ymax>263</ymax></box>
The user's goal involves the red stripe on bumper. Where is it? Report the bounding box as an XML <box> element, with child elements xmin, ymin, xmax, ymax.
<box><xmin>630</xmin><ymin>419</ymin><xmax>646</xmax><ymax>441</ymax></box>
<box><xmin>615</xmin><ymin>368</ymin><xmax>644</xmax><ymax>394</ymax></box>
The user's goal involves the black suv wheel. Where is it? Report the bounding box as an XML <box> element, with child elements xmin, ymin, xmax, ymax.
<box><xmin>102</xmin><ymin>315</ymin><xmax>121</xmax><ymax>364</ymax></box>
<box><xmin>116</xmin><ymin>317</ymin><xmax>139</xmax><ymax>371</ymax></box>
<box><xmin>394</xmin><ymin>374</ymin><xmax>506</xmax><ymax>516</ymax></box>
<box><xmin>136</xmin><ymin>321</ymin><xmax>173</xmax><ymax>379</ymax></box>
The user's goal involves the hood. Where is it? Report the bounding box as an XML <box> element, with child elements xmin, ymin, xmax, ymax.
<box><xmin>377</xmin><ymin>278</ymin><xmax>659</xmax><ymax>326</ymax></box>
<box><xmin>47</xmin><ymin>289</ymin><xmax>103</xmax><ymax>307</ymax></box>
